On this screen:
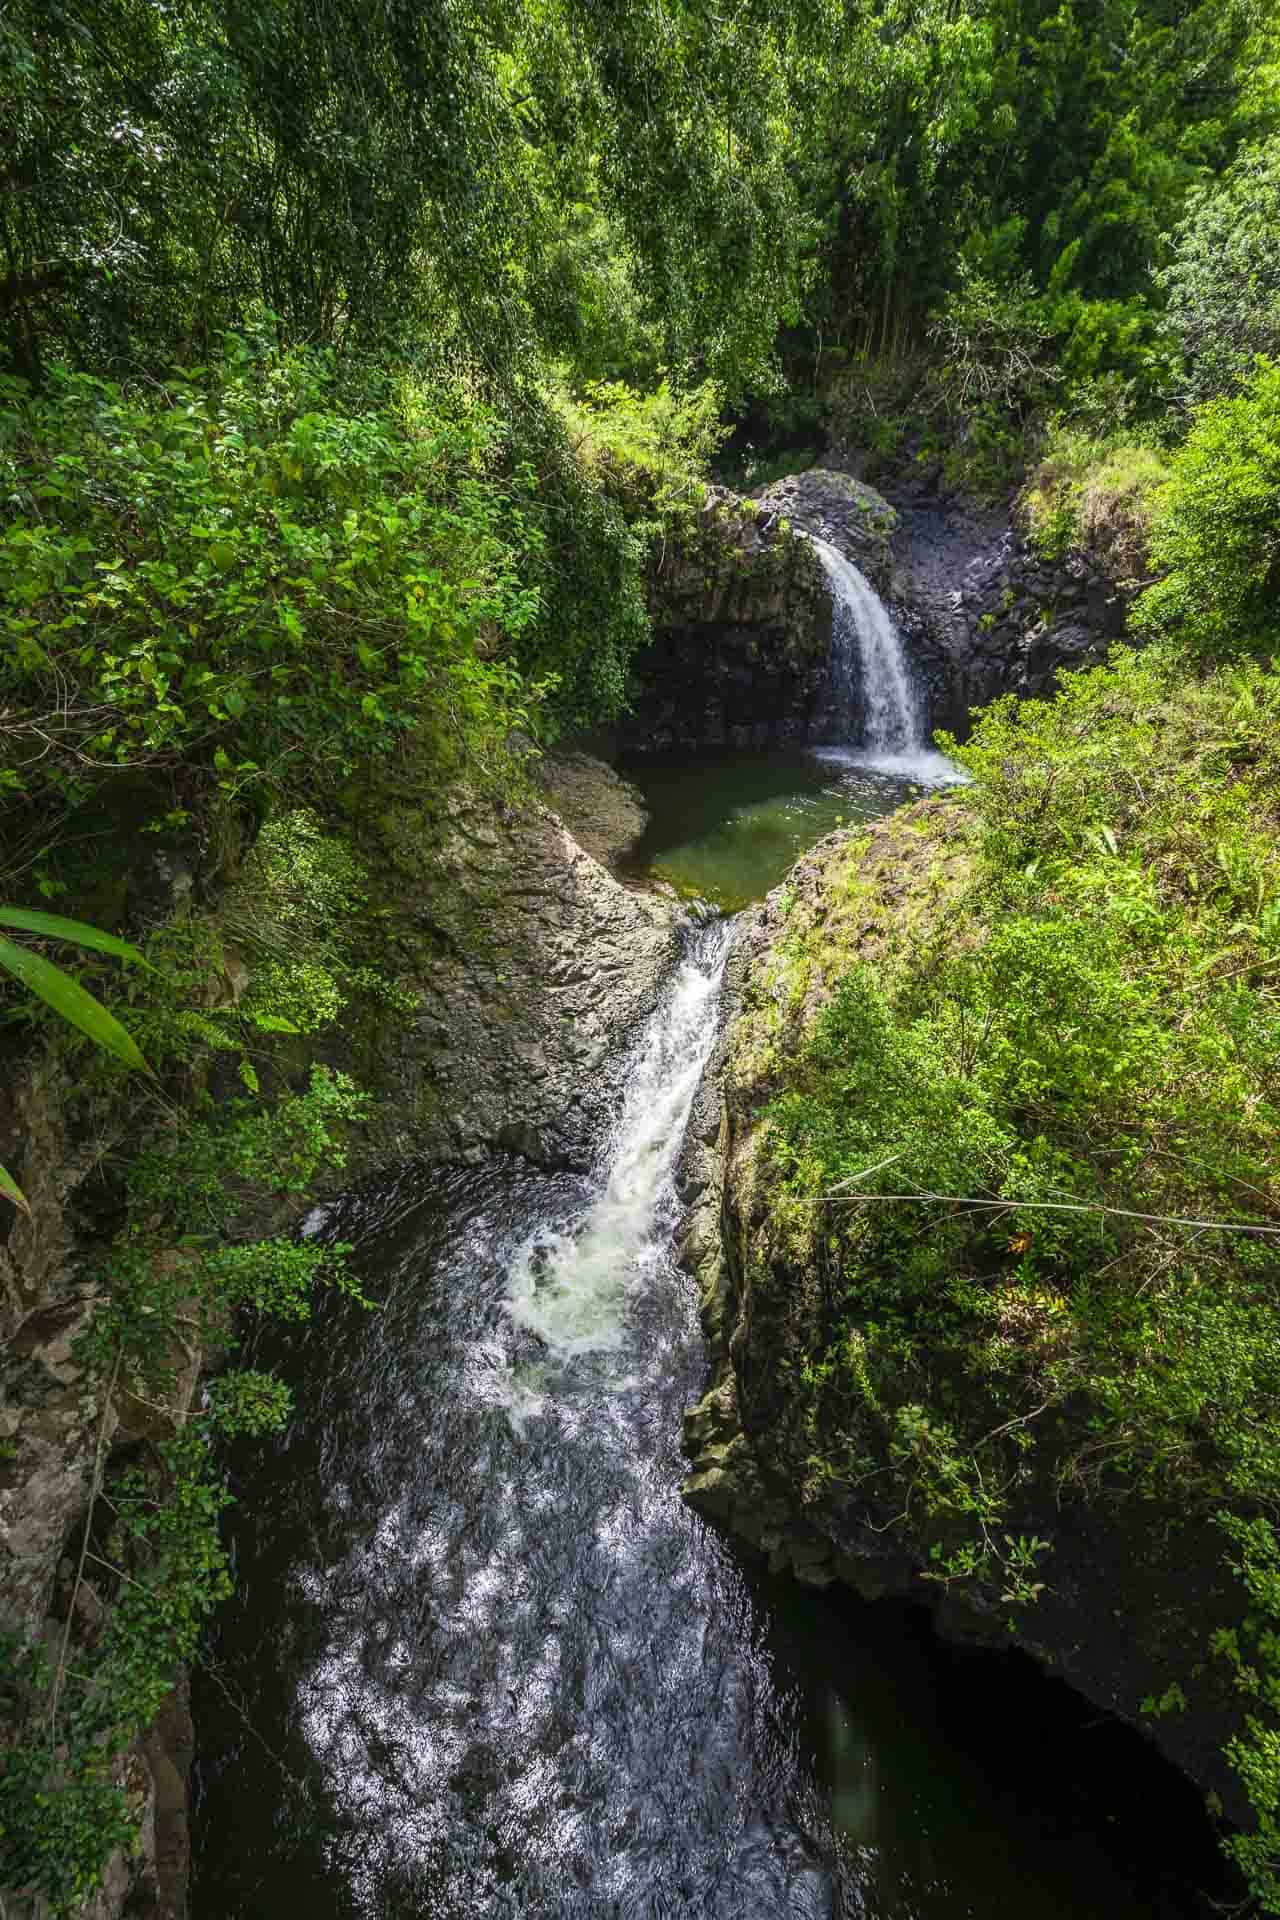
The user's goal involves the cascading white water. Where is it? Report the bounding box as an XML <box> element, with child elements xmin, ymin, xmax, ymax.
<box><xmin>811</xmin><ymin>536</ymin><xmax>919</xmax><ymax>751</ymax></box>
<box><xmin>504</xmin><ymin>919</ymin><xmax>732</xmax><ymax>1366</ymax></box>
<box><xmin>810</xmin><ymin>534</ymin><xmax>963</xmax><ymax>787</ymax></box>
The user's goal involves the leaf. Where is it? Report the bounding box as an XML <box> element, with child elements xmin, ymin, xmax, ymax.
<box><xmin>0</xmin><ymin>908</ymin><xmax>151</xmax><ymax>968</ymax></box>
<box><xmin>0</xmin><ymin>1160</ymin><xmax>29</xmax><ymax>1215</ymax></box>
<box><xmin>0</xmin><ymin>936</ymin><xmax>150</xmax><ymax>1072</ymax></box>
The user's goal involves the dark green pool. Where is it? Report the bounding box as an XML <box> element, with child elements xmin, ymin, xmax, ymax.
<box><xmin>618</xmin><ymin>744</ymin><xmax>966</xmax><ymax>910</ymax></box>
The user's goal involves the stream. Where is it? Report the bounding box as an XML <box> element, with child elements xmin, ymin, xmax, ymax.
<box><xmin>193</xmin><ymin>923</ymin><xmax>1223</xmax><ymax>1919</ymax></box>
<box><xmin>192</xmin><ymin>565</ymin><xmax>1226</xmax><ymax>1918</ymax></box>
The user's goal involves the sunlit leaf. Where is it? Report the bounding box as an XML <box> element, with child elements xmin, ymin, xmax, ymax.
<box><xmin>0</xmin><ymin>909</ymin><xmax>150</xmax><ymax>967</ymax></box>
<box><xmin>0</xmin><ymin>936</ymin><xmax>150</xmax><ymax>1072</ymax></box>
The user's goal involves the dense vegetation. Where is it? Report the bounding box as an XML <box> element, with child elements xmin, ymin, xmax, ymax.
<box><xmin>2</xmin><ymin>0</ymin><xmax>1280</xmax><ymax>1910</ymax></box>
<box><xmin>743</xmin><ymin>284</ymin><xmax>1280</xmax><ymax>1914</ymax></box>
<box><xmin>0</xmin><ymin>1</ymin><xmax>810</xmax><ymax>1907</ymax></box>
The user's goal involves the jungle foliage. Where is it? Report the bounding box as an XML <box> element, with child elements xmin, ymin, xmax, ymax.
<box><xmin>739</xmin><ymin>0</ymin><xmax>1280</xmax><ymax>493</ymax></box>
<box><xmin>3</xmin><ymin>0</ymin><xmax>1280</xmax><ymax>1909</ymax></box>
<box><xmin>753</xmin><ymin>358</ymin><xmax>1280</xmax><ymax>1909</ymax></box>
<box><xmin>0</xmin><ymin>0</ymin><xmax>816</xmax><ymax>392</ymax></box>
<box><xmin>0</xmin><ymin>2</ymin><xmax>821</xmax><ymax>1906</ymax></box>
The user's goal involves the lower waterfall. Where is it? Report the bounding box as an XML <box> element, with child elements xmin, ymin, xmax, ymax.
<box><xmin>194</xmin><ymin>887</ymin><xmax>1210</xmax><ymax>1920</ymax></box>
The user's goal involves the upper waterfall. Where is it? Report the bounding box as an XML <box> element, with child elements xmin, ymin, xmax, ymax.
<box><xmin>810</xmin><ymin>534</ymin><xmax>962</xmax><ymax>787</ymax></box>
<box><xmin>811</xmin><ymin>535</ymin><xmax>919</xmax><ymax>751</ymax></box>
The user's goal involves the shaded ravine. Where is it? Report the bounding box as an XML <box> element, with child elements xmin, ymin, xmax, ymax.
<box><xmin>194</xmin><ymin>918</ymin><xmax>1222</xmax><ymax>1919</ymax></box>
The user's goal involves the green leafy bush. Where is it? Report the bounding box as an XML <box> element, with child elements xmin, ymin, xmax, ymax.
<box><xmin>1132</xmin><ymin>359</ymin><xmax>1280</xmax><ymax>660</ymax></box>
<box><xmin>554</xmin><ymin>377</ymin><xmax>727</xmax><ymax>514</ymax></box>
<box><xmin>0</xmin><ymin>347</ymin><xmax>545</xmax><ymax>833</ymax></box>
<box><xmin>1158</xmin><ymin>138</ymin><xmax>1280</xmax><ymax>407</ymax></box>
<box><xmin>0</xmin><ymin>342</ymin><xmax>668</xmax><ymax>851</ymax></box>
<box><xmin>752</xmin><ymin>647</ymin><xmax>1280</xmax><ymax>1898</ymax></box>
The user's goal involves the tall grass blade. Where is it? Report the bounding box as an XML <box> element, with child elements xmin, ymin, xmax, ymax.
<box><xmin>0</xmin><ymin>936</ymin><xmax>149</xmax><ymax>1072</ymax></box>
<box><xmin>0</xmin><ymin>909</ymin><xmax>150</xmax><ymax>967</ymax></box>
<box><xmin>0</xmin><ymin>1160</ymin><xmax>29</xmax><ymax>1215</ymax></box>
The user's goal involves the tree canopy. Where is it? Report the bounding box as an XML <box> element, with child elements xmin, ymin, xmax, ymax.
<box><xmin>1</xmin><ymin>0</ymin><xmax>824</xmax><ymax>391</ymax></box>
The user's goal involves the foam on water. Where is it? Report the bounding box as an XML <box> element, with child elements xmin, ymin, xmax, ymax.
<box><xmin>809</xmin><ymin>743</ymin><xmax>969</xmax><ymax>788</ymax></box>
<box><xmin>503</xmin><ymin>920</ymin><xmax>732</xmax><ymax>1374</ymax></box>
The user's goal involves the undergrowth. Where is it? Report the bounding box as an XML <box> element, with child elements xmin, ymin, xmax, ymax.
<box><xmin>1022</xmin><ymin>427</ymin><xmax>1170</xmax><ymax>575</ymax></box>
<box><xmin>748</xmin><ymin>647</ymin><xmax>1280</xmax><ymax>1907</ymax></box>
<box><xmin>0</xmin><ymin>809</ymin><xmax>399</xmax><ymax>1913</ymax></box>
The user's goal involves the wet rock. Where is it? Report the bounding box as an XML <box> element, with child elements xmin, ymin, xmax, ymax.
<box><xmin>750</xmin><ymin>467</ymin><xmax>898</xmax><ymax>596</ymax></box>
<box><xmin>620</xmin><ymin>487</ymin><xmax>836</xmax><ymax>751</ymax></box>
<box><xmin>537</xmin><ymin>752</ymin><xmax>649</xmax><ymax>869</ymax></box>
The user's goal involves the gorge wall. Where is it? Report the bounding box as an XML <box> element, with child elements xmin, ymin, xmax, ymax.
<box><xmin>622</xmin><ymin>466</ymin><xmax>1136</xmax><ymax>755</ymax></box>
<box><xmin>618</xmin><ymin>469</ymin><xmax>916</xmax><ymax>754</ymax></box>
<box><xmin>0</xmin><ymin>755</ymin><xmax>674</xmax><ymax>1920</ymax></box>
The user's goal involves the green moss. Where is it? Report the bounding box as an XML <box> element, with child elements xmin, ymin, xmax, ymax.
<box><xmin>1023</xmin><ymin>425</ymin><xmax>1170</xmax><ymax>571</ymax></box>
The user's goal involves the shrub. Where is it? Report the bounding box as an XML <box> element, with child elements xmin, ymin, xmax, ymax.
<box><xmin>1132</xmin><ymin>359</ymin><xmax>1280</xmax><ymax>659</ymax></box>
<box><xmin>552</xmin><ymin>376</ymin><xmax>728</xmax><ymax>515</ymax></box>
<box><xmin>927</xmin><ymin>267</ymin><xmax>1058</xmax><ymax>415</ymax></box>
<box><xmin>0</xmin><ymin>339</ymin><xmax>665</xmax><ymax>853</ymax></box>
<box><xmin>1023</xmin><ymin>427</ymin><xmax>1169</xmax><ymax>574</ymax></box>
<box><xmin>754</xmin><ymin>646</ymin><xmax>1280</xmax><ymax>1900</ymax></box>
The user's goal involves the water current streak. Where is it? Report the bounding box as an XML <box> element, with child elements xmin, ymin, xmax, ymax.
<box><xmin>810</xmin><ymin>537</ymin><xmax>919</xmax><ymax>754</ymax></box>
<box><xmin>196</xmin><ymin>920</ymin><xmax>842</xmax><ymax>1918</ymax></box>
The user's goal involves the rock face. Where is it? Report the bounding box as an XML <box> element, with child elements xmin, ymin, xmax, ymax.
<box><xmin>0</xmin><ymin>759</ymin><xmax>681</xmax><ymax>1920</ymax></box>
<box><xmin>349</xmin><ymin>775</ymin><xmax>681</xmax><ymax>1168</ymax></box>
<box><xmin>536</xmin><ymin>751</ymin><xmax>649</xmax><ymax>869</ymax></box>
<box><xmin>749</xmin><ymin>467</ymin><xmax>898</xmax><ymax>596</ymax></box>
<box><xmin>681</xmin><ymin>813</ymin><xmax>1251</xmax><ymax>1825</ymax></box>
<box><xmin>891</xmin><ymin>508</ymin><xmax>1136</xmax><ymax>738</ymax></box>
<box><xmin>625</xmin><ymin>463</ymin><xmax>1134</xmax><ymax>757</ymax></box>
<box><xmin>621</xmin><ymin>461</ymin><xmax>1127</xmax><ymax>761</ymax></box>
<box><xmin>620</xmin><ymin>487</ymin><xmax>836</xmax><ymax>750</ymax></box>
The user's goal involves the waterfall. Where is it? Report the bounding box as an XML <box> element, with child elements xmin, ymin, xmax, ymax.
<box><xmin>809</xmin><ymin>535</ymin><xmax>963</xmax><ymax>786</ymax></box>
<box><xmin>811</xmin><ymin>536</ymin><xmax>920</xmax><ymax>752</ymax></box>
<box><xmin>503</xmin><ymin>917</ymin><xmax>732</xmax><ymax>1379</ymax></box>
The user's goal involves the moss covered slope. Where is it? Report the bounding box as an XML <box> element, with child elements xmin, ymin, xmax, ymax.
<box><xmin>688</xmin><ymin>648</ymin><xmax>1280</xmax><ymax>1889</ymax></box>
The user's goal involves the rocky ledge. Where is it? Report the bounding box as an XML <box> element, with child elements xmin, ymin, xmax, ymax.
<box><xmin>620</xmin><ymin>486</ymin><xmax>835</xmax><ymax>751</ymax></box>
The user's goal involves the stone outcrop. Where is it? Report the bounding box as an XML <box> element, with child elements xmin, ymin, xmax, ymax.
<box><xmin>890</xmin><ymin>509</ymin><xmax>1137</xmax><ymax>737</ymax></box>
<box><xmin>750</xmin><ymin>467</ymin><xmax>897</xmax><ymax>596</ymax></box>
<box><xmin>345</xmin><ymin>770</ymin><xmax>680</xmax><ymax>1169</ymax></box>
<box><xmin>620</xmin><ymin>487</ymin><xmax>835</xmax><ymax>750</ymax></box>
<box><xmin>536</xmin><ymin>752</ymin><xmax>649</xmax><ymax>869</ymax></box>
